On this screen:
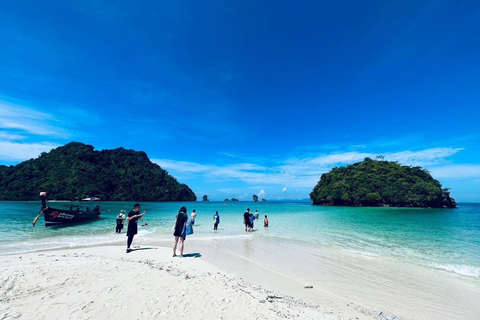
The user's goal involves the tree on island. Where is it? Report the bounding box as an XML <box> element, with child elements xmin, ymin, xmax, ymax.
<box><xmin>224</xmin><ymin>198</ymin><xmax>230</xmax><ymax>201</ymax></box>
<box><xmin>0</xmin><ymin>142</ymin><xmax>196</xmax><ymax>201</ymax></box>
<box><xmin>231</xmin><ymin>198</ymin><xmax>239</xmax><ymax>201</ymax></box>
<box><xmin>252</xmin><ymin>194</ymin><xmax>258</xmax><ymax>201</ymax></box>
<box><xmin>310</xmin><ymin>158</ymin><xmax>456</xmax><ymax>208</ymax></box>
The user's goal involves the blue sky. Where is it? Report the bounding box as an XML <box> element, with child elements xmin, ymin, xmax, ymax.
<box><xmin>1</xmin><ymin>1</ymin><xmax>480</xmax><ymax>201</ymax></box>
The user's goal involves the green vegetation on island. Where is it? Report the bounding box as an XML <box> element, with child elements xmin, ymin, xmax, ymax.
<box><xmin>310</xmin><ymin>158</ymin><xmax>456</xmax><ymax>208</ymax></box>
<box><xmin>0</xmin><ymin>142</ymin><xmax>196</xmax><ymax>201</ymax></box>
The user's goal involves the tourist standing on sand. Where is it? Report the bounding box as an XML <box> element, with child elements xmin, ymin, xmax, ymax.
<box><xmin>126</xmin><ymin>204</ymin><xmax>144</xmax><ymax>253</ymax></box>
<box><xmin>213</xmin><ymin>211</ymin><xmax>220</xmax><ymax>230</ymax></box>
<box><xmin>116</xmin><ymin>210</ymin><xmax>125</xmax><ymax>233</ymax></box>
<box><xmin>244</xmin><ymin>208</ymin><xmax>251</xmax><ymax>232</ymax></box>
<box><xmin>173</xmin><ymin>206</ymin><xmax>188</xmax><ymax>257</ymax></box>
<box><xmin>191</xmin><ymin>209</ymin><xmax>197</xmax><ymax>226</ymax></box>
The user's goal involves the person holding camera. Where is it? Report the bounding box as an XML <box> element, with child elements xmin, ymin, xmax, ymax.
<box><xmin>126</xmin><ymin>203</ymin><xmax>145</xmax><ymax>253</ymax></box>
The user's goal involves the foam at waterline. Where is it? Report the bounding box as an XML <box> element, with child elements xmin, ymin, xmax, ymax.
<box><xmin>142</xmin><ymin>231</ymin><xmax>254</xmax><ymax>241</ymax></box>
<box><xmin>194</xmin><ymin>234</ymin><xmax>254</xmax><ymax>242</ymax></box>
<box><xmin>431</xmin><ymin>263</ymin><xmax>480</xmax><ymax>278</ymax></box>
<box><xmin>343</xmin><ymin>248</ymin><xmax>380</xmax><ymax>258</ymax></box>
<box><xmin>0</xmin><ymin>233</ymin><xmax>127</xmax><ymax>255</ymax></box>
<box><xmin>136</xmin><ymin>228</ymin><xmax>154</xmax><ymax>236</ymax></box>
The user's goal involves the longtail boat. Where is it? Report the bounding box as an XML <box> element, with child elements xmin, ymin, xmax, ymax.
<box><xmin>33</xmin><ymin>192</ymin><xmax>102</xmax><ymax>227</ymax></box>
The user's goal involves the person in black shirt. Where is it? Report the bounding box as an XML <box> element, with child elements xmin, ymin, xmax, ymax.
<box><xmin>126</xmin><ymin>203</ymin><xmax>143</xmax><ymax>253</ymax></box>
<box><xmin>173</xmin><ymin>206</ymin><xmax>188</xmax><ymax>257</ymax></box>
<box><xmin>244</xmin><ymin>208</ymin><xmax>252</xmax><ymax>232</ymax></box>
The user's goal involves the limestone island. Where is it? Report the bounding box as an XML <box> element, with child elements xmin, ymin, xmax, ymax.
<box><xmin>310</xmin><ymin>158</ymin><xmax>456</xmax><ymax>208</ymax></box>
<box><xmin>0</xmin><ymin>142</ymin><xmax>196</xmax><ymax>201</ymax></box>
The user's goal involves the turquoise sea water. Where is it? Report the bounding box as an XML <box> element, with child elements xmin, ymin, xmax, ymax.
<box><xmin>1</xmin><ymin>201</ymin><xmax>479</xmax><ymax>279</ymax></box>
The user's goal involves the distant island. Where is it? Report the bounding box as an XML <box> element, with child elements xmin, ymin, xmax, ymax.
<box><xmin>0</xmin><ymin>142</ymin><xmax>196</xmax><ymax>201</ymax></box>
<box><xmin>310</xmin><ymin>158</ymin><xmax>456</xmax><ymax>208</ymax></box>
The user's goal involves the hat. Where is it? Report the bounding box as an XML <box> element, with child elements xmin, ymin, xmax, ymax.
<box><xmin>120</xmin><ymin>210</ymin><xmax>125</xmax><ymax>213</ymax></box>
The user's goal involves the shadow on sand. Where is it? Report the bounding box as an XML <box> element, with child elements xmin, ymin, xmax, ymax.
<box><xmin>181</xmin><ymin>253</ymin><xmax>201</xmax><ymax>258</ymax></box>
<box><xmin>129</xmin><ymin>247</ymin><xmax>158</xmax><ymax>252</ymax></box>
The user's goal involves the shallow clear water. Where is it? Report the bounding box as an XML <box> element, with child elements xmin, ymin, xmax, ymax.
<box><xmin>1</xmin><ymin>200</ymin><xmax>479</xmax><ymax>278</ymax></box>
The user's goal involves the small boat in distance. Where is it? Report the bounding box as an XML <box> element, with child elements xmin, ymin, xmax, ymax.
<box><xmin>33</xmin><ymin>192</ymin><xmax>103</xmax><ymax>227</ymax></box>
<box><xmin>81</xmin><ymin>197</ymin><xmax>100</xmax><ymax>201</ymax></box>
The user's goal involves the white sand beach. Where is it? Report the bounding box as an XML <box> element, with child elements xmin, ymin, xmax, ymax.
<box><xmin>1</xmin><ymin>241</ymin><xmax>479</xmax><ymax>320</ymax></box>
<box><xmin>0</xmin><ymin>245</ymin><xmax>367</xmax><ymax>320</ymax></box>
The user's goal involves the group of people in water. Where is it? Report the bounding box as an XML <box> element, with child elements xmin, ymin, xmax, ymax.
<box><xmin>117</xmin><ymin>204</ymin><xmax>269</xmax><ymax>256</ymax></box>
<box><xmin>171</xmin><ymin>206</ymin><xmax>269</xmax><ymax>256</ymax></box>
<box><xmin>243</xmin><ymin>208</ymin><xmax>268</xmax><ymax>231</ymax></box>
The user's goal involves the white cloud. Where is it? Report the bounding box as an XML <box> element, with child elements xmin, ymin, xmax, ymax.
<box><xmin>153</xmin><ymin>158</ymin><xmax>278</xmax><ymax>184</ymax></box>
<box><xmin>280</xmin><ymin>148</ymin><xmax>462</xmax><ymax>178</ymax></box>
<box><xmin>429</xmin><ymin>165</ymin><xmax>480</xmax><ymax>179</ymax></box>
<box><xmin>219</xmin><ymin>188</ymin><xmax>243</xmax><ymax>194</ymax></box>
<box><xmin>0</xmin><ymin>131</ymin><xmax>26</xmax><ymax>141</ymax></box>
<box><xmin>219</xmin><ymin>151</ymin><xmax>239</xmax><ymax>158</ymax></box>
<box><xmin>0</xmin><ymin>141</ymin><xmax>59</xmax><ymax>162</ymax></box>
<box><xmin>0</xmin><ymin>100</ymin><xmax>61</xmax><ymax>136</ymax></box>
<box><xmin>0</xmin><ymin>98</ymin><xmax>100</xmax><ymax>144</ymax></box>
<box><xmin>0</xmin><ymin>100</ymin><xmax>80</xmax><ymax>163</ymax></box>
<box><xmin>282</xmin><ymin>187</ymin><xmax>287</xmax><ymax>193</ymax></box>
<box><xmin>153</xmin><ymin>159</ymin><xmax>212</xmax><ymax>173</ymax></box>
<box><xmin>258</xmin><ymin>190</ymin><xmax>265</xmax><ymax>199</ymax></box>
<box><xmin>153</xmin><ymin>147</ymin><xmax>465</xmax><ymax>191</ymax></box>
<box><xmin>290</xmin><ymin>151</ymin><xmax>371</xmax><ymax>167</ymax></box>
<box><xmin>0</xmin><ymin>118</ymin><xmax>60</xmax><ymax>136</ymax></box>
<box><xmin>352</xmin><ymin>145</ymin><xmax>367</xmax><ymax>149</ymax></box>
<box><xmin>388</xmin><ymin>148</ymin><xmax>463</xmax><ymax>167</ymax></box>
